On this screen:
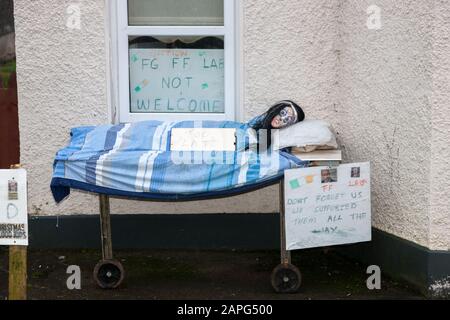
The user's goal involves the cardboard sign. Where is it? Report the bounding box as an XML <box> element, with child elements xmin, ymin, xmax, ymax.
<box><xmin>0</xmin><ymin>169</ymin><xmax>28</xmax><ymax>246</ymax></box>
<box><xmin>129</xmin><ymin>48</ymin><xmax>224</xmax><ymax>113</ymax></box>
<box><xmin>284</xmin><ymin>162</ymin><xmax>371</xmax><ymax>250</ymax></box>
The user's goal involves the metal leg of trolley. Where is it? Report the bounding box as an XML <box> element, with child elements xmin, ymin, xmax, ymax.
<box><xmin>270</xmin><ymin>179</ymin><xmax>302</xmax><ymax>293</ymax></box>
<box><xmin>93</xmin><ymin>180</ymin><xmax>301</xmax><ymax>293</ymax></box>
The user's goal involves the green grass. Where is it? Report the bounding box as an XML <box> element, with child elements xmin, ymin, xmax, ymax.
<box><xmin>0</xmin><ymin>59</ymin><xmax>16</xmax><ymax>89</ymax></box>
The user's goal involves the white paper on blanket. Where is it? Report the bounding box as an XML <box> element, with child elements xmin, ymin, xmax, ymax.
<box><xmin>284</xmin><ymin>162</ymin><xmax>371</xmax><ymax>250</ymax></box>
<box><xmin>170</xmin><ymin>128</ymin><xmax>236</xmax><ymax>151</ymax></box>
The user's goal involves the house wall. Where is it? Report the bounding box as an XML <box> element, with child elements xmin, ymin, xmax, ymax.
<box><xmin>337</xmin><ymin>0</ymin><xmax>432</xmax><ymax>248</ymax></box>
<box><xmin>337</xmin><ymin>0</ymin><xmax>449</xmax><ymax>250</ymax></box>
<box><xmin>14</xmin><ymin>0</ymin><xmax>109</xmax><ymax>215</ymax></box>
<box><xmin>429</xmin><ymin>0</ymin><xmax>450</xmax><ymax>251</ymax></box>
<box><xmin>13</xmin><ymin>0</ymin><xmax>449</xmax><ymax>250</ymax></box>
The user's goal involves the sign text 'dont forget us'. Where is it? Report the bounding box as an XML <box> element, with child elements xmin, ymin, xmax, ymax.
<box><xmin>284</xmin><ymin>162</ymin><xmax>371</xmax><ymax>250</ymax></box>
<box><xmin>129</xmin><ymin>48</ymin><xmax>224</xmax><ymax>114</ymax></box>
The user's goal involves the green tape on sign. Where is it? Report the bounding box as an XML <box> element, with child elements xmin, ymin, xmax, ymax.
<box><xmin>289</xmin><ymin>179</ymin><xmax>300</xmax><ymax>189</ymax></box>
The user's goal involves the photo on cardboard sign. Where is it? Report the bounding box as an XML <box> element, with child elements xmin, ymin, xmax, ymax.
<box><xmin>321</xmin><ymin>168</ymin><xmax>337</xmax><ymax>183</ymax></box>
<box><xmin>351</xmin><ymin>167</ymin><xmax>361</xmax><ymax>178</ymax></box>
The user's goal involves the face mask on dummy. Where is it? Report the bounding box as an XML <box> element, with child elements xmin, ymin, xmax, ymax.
<box><xmin>270</xmin><ymin>105</ymin><xmax>298</xmax><ymax>129</ymax></box>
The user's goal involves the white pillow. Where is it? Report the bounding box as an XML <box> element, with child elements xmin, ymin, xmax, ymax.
<box><xmin>272</xmin><ymin>119</ymin><xmax>338</xmax><ymax>151</ymax></box>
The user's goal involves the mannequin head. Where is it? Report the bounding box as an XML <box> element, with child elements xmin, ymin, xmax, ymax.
<box><xmin>256</xmin><ymin>100</ymin><xmax>305</xmax><ymax>130</ymax></box>
<box><xmin>270</xmin><ymin>105</ymin><xmax>298</xmax><ymax>128</ymax></box>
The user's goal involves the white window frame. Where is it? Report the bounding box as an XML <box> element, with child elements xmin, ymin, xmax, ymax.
<box><xmin>111</xmin><ymin>0</ymin><xmax>237</xmax><ymax>123</ymax></box>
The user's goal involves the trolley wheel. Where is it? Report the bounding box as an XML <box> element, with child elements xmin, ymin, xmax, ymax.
<box><xmin>93</xmin><ymin>259</ymin><xmax>125</xmax><ymax>289</ymax></box>
<box><xmin>271</xmin><ymin>263</ymin><xmax>302</xmax><ymax>293</ymax></box>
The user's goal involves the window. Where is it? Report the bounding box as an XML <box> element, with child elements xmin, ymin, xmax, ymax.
<box><xmin>113</xmin><ymin>0</ymin><xmax>237</xmax><ymax>123</ymax></box>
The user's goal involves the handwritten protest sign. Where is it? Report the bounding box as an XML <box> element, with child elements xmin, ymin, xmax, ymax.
<box><xmin>284</xmin><ymin>162</ymin><xmax>371</xmax><ymax>250</ymax></box>
<box><xmin>129</xmin><ymin>48</ymin><xmax>224</xmax><ymax>113</ymax></box>
<box><xmin>0</xmin><ymin>169</ymin><xmax>28</xmax><ymax>246</ymax></box>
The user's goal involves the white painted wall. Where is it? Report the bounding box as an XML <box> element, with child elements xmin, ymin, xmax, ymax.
<box><xmin>13</xmin><ymin>0</ymin><xmax>449</xmax><ymax>250</ymax></box>
<box><xmin>429</xmin><ymin>0</ymin><xmax>450</xmax><ymax>251</ymax></box>
<box><xmin>14</xmin><ymin>0</ymin><xmax>109</xmax><ymax>216</ymax></box>
<box><xmin>336</xmin><ymin>0</ymin><xmax>449</xmax><ymax>250</ymax></box>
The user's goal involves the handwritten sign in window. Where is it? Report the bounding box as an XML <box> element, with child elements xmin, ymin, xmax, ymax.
<box><xmin>129</xmin><ymin>48</ymin><xmax>224</xmax><ymax>113</ymax></box>
<box><xmin>284</xmin><ymin>162</ymin><xmax>371</xmax><ymax>250</ymax></box>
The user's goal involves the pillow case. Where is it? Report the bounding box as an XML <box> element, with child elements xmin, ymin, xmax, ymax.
<box><xmin>272</xmin><ymin>119</ymin><xmax>338</xmax><ymax>151</ymax></box>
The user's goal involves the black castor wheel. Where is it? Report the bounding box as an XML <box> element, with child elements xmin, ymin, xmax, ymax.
<box><xmin>271</xmin><ymin>263</ymin><xmax>302</xmax><ymax>293</ymax></box>
<box><xmin>93</xmin><ymin>259</ymin><xmax>125</xmax><ymax>289</ymax></box>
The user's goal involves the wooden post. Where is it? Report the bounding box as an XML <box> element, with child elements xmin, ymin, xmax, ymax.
<box><xmin>8</xmin><ymin>164</ymin><xmax>27</xmax><ymax>300</ymax></box>
<box><xmin>8</xmin><ymin>246</ymin><xmax>27</xmax><ymax>300</ymax></box>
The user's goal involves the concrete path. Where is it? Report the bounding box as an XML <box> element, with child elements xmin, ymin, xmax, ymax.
<box><xmin>0</xmin><ymin>248</ymin><xmax>422</xmax><ymax>300</ymax></box>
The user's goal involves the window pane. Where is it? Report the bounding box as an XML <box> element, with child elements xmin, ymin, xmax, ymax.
<box><xmin>129</xmin><ymin>36</ymin><xmax>225</xmax><ymax>114</ymax></box>
<box><xmin>128</xmin><ymin>0</ymin><xmax>224</xmax><ymax>26</ymax></box>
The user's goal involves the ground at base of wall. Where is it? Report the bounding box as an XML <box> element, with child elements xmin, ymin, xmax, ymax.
<box><xmin>0</xmin><ymin>248</ymin><xmax>423</xmax><ymax>300</ymax></box>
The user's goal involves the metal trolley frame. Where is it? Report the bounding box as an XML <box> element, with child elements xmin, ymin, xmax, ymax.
<box><xmin>93</xmin><ymin>179</ymin><xmax>301</xmax><ymax>293</ymax></box>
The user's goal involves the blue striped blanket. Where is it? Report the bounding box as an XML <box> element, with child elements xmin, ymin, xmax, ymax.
<box><xmin>51</xmin><ymin>120</ymin><xmax>308</xmax><ymax>202</ymax></box>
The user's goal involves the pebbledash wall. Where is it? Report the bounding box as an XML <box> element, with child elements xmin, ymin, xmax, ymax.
<box><xmin>13</xmin><ymin>0</ymin><xmax>450</xmax><ymax>293</ymax></box>
<box><xmin>337</xmin><ymin>0</ymin><xmax>450</xmax><ymax>252</ymax></box>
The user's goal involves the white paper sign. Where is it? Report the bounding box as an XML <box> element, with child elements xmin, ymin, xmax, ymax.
<box><xmin>0</xmin><ymin>169</ymin><xmax>28</xmax><ymax>246</ymax></box>
<box><xmin>170</xmin><ymin>128</ymin><xmax>236</xmax><ymax>151</ymax></box>
<box><xmin>129</xmin><ymin>48</ymin><xmax>224</xmax><ymax>113</ymax></box>
<box><xmin>284</xmin><ymin>162</ymin><xmax>371</xmax><ymax>250</ymax></box>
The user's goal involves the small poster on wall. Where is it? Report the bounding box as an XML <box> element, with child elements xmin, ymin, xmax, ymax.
<box><xmin>0</xmin><ymin>169</ymin><xmax>28</xmax><ymax>246</ymax></box>
<box><xmin>284</xmin><ymin>162</ymin><xmax>371</xmax><ymax>250</ymax></box>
